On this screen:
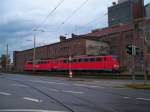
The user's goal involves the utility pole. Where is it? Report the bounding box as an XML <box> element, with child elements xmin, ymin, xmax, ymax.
<box><xmin>68</xmin><ymin>37</ymin><xmax>72</xmax><ymax>78</ymax></box>
<box><xmin>33</xmin><ymin>33</ymin><xmax>36</xmax><ymax>72</ymax></box>
<box><xmin>143</xmin><ymin>26</ymin><xmax>149</xmax><ymax>84</ymax></box>
<box><xmin>69</xmin><ymin>55</ymin><xmax>72</xmax><ymax>78</ymax></box>
<box><xmin>131</xmin><ymin>21</ymin><xmax>140</xmax><ymax>83</ymax></box>
<box><xmin>6</xmin><ymin>44</ymin><xmax>8</xmax><ymax>72</ymax></box>
<box><xmin>32</xmin><ymin>29</ymin><xmax>45</xmax><ymax>72</ymax></box>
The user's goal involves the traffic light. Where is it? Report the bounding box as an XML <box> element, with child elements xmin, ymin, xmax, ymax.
<box><xmin>126</xmin><ymin>44</ymin><xmax>132</xmax><ymax>55</ymax></box>
<box><xmin>126</xmin><ymin>44</ymin><xmax>141</xmax><ymax>55</ymax></box>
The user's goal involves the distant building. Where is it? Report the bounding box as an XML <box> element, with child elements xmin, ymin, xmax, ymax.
<box><xmin>108</xmin><ymin>0</ymin><xmax>144</xmax><ymax>26</ymax></box>
<box><xmin>145</xmin><ymin>3</ymin><xmax>150</xmax><ymax>18</ymax></box>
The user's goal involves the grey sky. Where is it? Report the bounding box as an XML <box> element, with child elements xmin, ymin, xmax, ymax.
<box><xmin>0</xmin><ymin>0</ymin><xmax>149</xmax><ymax>55</ymax></box>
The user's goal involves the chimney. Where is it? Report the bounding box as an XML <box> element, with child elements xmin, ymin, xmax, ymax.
<box><xmin>112</xmin><ymin>2</ymin><xmax>116</xmax><ymax>6</ymax></box>
<box><xmin>60</xmin><ymin>35</ymin><xmax>66</xmax><ymax>42</ymax></box>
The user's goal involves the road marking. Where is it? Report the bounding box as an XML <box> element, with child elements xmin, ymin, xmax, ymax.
<box><xmin>0</xmin><ymin>92</ymin><xmax>11</xmax><ymax>96</ymax></box>
<box><xmin>62</xmin><ymin>90</ymin><xmax>84</xmax><ymax>94</ymax></box>
<box><xmin>49</xmin><ymin>88</ymin><xmax>59</xmax><ymax>92</ymax></box>
<box><xmin>29</xmin><ymin>80</ymin><xmax>66</xmax><ymax>85</ymax></box>
<box><xmin>49</xmin><ymin>88</ymin><xmax>83</xmax><ymax>94</ymax></box>
<box><xmin>123</xmin><ymin>97</ymin><xmax>130</xmax><ymax>99</ymax></box>
<box><xmin>0</xmin><ymin>109</ymin><xmax>66</xmax><ymax>112</ymax></box>
<box><xmin>23</xmin><ymin>97</ymin><xmax>42</xmax><ymax>103</ymax></box>
<box><xmin>136</xmin><ymin>98</ymin><xmax>150</xmax><ymax>101</ymax></box>
<box><xmin>12</xmin><ymin>84</ymin><xmax>28</xmax><ymax>88</ymax></box>
<box><xmin>75</xmin><ymin>84</ymin><xmax>103</xmax><ymax>88</ymax></box>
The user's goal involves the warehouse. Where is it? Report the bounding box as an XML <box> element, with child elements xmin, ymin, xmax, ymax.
<box><xmin>13</xmin><ymin>36</ymin><xmax>109</xmax><ymax>71</ymax></box>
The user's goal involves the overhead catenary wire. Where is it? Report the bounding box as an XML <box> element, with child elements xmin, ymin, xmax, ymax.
<box><xmin>33</xmin><ymin>0</ymin><xmax>65</xmax><ymax>30</ymax></box>
<box><xmin>64</xmin><ymin>13</ymin><xmax>108</xmax><ymax>36</ymax></box>
<box><xmin>57</xmin><ymin>0</ymin><xmax>89</xmax><ymax>32</ymax></box>
<box><xmin>74</xmin><ymin>13</ymin><xmax>108</xmax><ymax>33</ymax></box>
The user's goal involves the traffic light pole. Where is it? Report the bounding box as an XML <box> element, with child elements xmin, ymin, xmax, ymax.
<box><xmin>6</xmin><ymin>44</ymin><xmax>8</xmax><ymax>73</ymax></box>
<box><xmin>143</xmin><ymin>27</ymin><xmax>149</xmax><ymax>84</ymax></box>
<box><xmin>132</xmin><ymin>24</ymin><xmax>138</xmax><ymax>83</ymax></box>
<box><xmin>33</xmin><ymin>34</ymin><xmax>36</xmax><ymax>72</ymax></box>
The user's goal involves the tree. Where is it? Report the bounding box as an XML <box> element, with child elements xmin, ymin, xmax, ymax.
<box><xmin>0</xmin><ymin>54</ymin><xmax>10</xmax><ymax>72</ymax></box>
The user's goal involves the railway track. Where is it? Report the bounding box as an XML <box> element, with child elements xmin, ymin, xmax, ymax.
<box><xmin>22</xmin><ymin>71</ymin><xmax>149</xmax><ymax>80</ymax></box>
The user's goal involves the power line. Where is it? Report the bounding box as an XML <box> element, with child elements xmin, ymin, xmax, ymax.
<box><xmin>59</xmin><ymin>0</ymin><xmax>89</xmax><ymax>27</ymax></box>
<box><xmin>33</xmin><ymin>0</ymin><xmax>65</xmax><ymax>30</ymax></box>
<box><xmin>66</xmin><ymin>13</ymin><xmax>107</xmax><ymax>35</ymax></box>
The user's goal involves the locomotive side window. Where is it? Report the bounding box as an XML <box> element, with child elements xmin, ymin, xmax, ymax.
<box><xmin>78</xmin><ymin>59</ymin><xmax>81</xmax><ymax>62</ymax></box>
<box><xmin>27</xmin><ymin>62</ymin><xmax>32</xmax><ymax>64</ymax></box>
<box><xmin>72</xmin><ymin>59</ymin><xmax>77</xmax><ymax>62</ymax></box>
<box><xmin>90</xmin><ymin>58</ymin><xmax>95</xmax><ymax>62</ymax></box>
<box><xmin>84</xmin><ymin>58</ymin><xmax>89</xmax><ymax>62</ymax></box>
<box><xmin>44</xmin><ymin>61</ymin><xmax>48</xmax><ymax>64</ymax></box>
<box><xmin>96</xmin><ymin>58</ymin><xmax>102</xmax><ymax>61</ymax></box>
<box><xmin>64</xmin><ymin>60</ymin><xmax>69</xmax><ymax>63</ymax></box>
<box><xmin>37</xmin><ymin>61</ymin><xmax>41</xmax><ymax>64</ymax></box>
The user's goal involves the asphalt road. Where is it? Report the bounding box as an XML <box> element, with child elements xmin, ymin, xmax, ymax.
<box><xmin>0</xmin><ymin>73</ymin><xmax>150</xmax><ymax>112</ymax></box>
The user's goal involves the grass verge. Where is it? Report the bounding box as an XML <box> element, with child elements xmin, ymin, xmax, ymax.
<box><xmin>125</xmin><ymin>83</ymin><xmax>150</xmax><ymax>89</ymax></box>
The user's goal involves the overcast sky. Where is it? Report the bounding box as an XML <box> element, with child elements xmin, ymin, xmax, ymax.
<box><xmin>0</xmin><ymin>0</ymin><xmax>149</xmax><ymax>56</ymax></box>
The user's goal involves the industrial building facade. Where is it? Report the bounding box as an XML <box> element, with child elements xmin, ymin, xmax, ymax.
<box><xmin>13</xmin><ymin>0</ymin><xmax>150</xmax><ymax>72</ymax></box>
<box><xmin>13</xmin><ymin>20</ymin><xmax>150</xmax><ymax>72</ymax></box>
<box><xmin>108</xmin><ymin>0</ymin><xmax>144</xmax><ymax>26</ymax></box>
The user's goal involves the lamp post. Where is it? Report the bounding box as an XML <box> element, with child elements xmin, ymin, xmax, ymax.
<box><xmin>141</xmin><ymin>26</ymin><xmax>150</xmax><ymax>84</ymax></box>
<box><xmin>66</xmin><ymin>34</ymin><xmax>73</xmax><ymax>78</ymax></box>
<box><xmin>6</xmin><ymin>44</ymin><xmax>8</xmax><ymax>72</ymax></box>
<box><xmin>69</xmin><ymin>55</ymin><xmax>72</xmax><ymax>78</ymax></box>
<box><xmin>32</xmin><ymin>29</ymin><xmax>45</xmax><ymax>72</ymax></box>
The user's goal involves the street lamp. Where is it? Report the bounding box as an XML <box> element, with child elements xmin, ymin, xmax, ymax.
<box><xmin>140</xmin><ymin>26</ymin><xmax>150</xmax><ymax>83</ymax></box>
<box><xmin>65</xmin><ymin>34</ymin><xmax>73</xmax><ymax>78</ymax></box>
<box><xmin>32</xmin><ymin>29</ymin><xmax>45</xmax><ymax>72</ymax></box>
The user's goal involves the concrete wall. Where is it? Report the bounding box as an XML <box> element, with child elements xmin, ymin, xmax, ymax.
<box><xmin>85</xmin><ymin>40</ymin><xmax>109</xmax><ymax>55</ymax></box>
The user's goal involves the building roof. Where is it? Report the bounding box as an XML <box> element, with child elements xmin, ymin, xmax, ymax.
<box><xmin>145</xmin><ymin>2</ymin><xmax>150</xmax><ymax>7</ymax></box>
<box><xmin>15</xmin><ymin>35</ymin><xmax>87</xmax><ymax>53</ymax></box>
<box><xmin>81</xmin><ymin>23</ymin><xmax>133</xmax><ymax>38</ymax></box>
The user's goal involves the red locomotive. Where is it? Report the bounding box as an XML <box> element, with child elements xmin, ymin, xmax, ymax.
<box><xmin>24</xmin><ymin>55</ymin><xmax>120</xmax><ymax>72</ymax></box>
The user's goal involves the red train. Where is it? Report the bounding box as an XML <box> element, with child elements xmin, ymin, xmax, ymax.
<box><xmin>24</xmin><ymin>55</ymin><xmax>120</xmax><ymax>72</ymax></box>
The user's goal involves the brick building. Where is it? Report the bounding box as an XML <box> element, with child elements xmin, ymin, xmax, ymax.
<box><xmin>108</xmin><ymin>0</ymin><xmax>145</xmax><ymax>26</ymax></box>
<box><xmin>13</xmin><ymin>37</ymin><xmax>109</xmax><ymax>71</ymax></box>
<box><xmin>78</xmin><ymin>19</ymin><xmax>150</xmax><ymax>72</ymax></box>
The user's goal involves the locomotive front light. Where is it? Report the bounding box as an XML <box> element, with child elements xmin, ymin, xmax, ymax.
<box><xmin>113</xmin><ymin>64</ymin><xmax>119</xmax><ymax>69</ymax></box>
